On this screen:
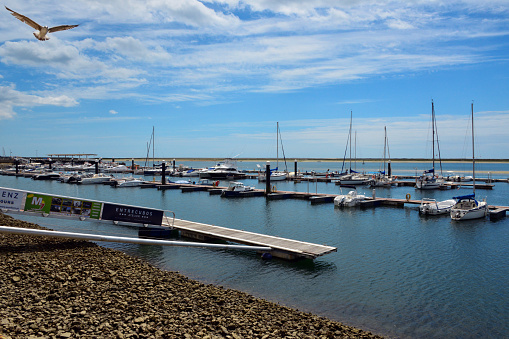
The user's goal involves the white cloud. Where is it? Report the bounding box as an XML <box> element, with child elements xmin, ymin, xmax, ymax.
<box><xmin>0</xmin><ymin>83</ymin><xmax>78</xmax><ymax>120</ymax></box>
<box><xmin>109</xmin><ymin>109</ymin><xmax>119</xmax><ymax>114</ymax></box>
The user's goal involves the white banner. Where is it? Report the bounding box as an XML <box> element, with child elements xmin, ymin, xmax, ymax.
<box><xmin>0</xmin><ymin>188</ymin><xmax>25</xmax><ymax>211</ymax></box>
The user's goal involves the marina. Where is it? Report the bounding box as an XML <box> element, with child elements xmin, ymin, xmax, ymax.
<box><xmin>1</xmin><ymin>159</ymin><xmax>509</xmax><ymax>339</ymax></box>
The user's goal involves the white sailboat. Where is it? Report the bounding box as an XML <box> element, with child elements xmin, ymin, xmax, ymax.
<box><xmin>258</xmin><ymin>122</ymin><xmax>288</xmax><ymax>182</ymax></box>
<box><xmin>450</xmin><ymin>103</ymin><xmax>488</xmax><ymax>221</ymax></box>
<box><xmin>335</xmin><ymin>112</ymin><xmax>370</xmax><ymax>186</ymax></box>
<box><xmin>415</xmin><ymin>100</ymin><xmax>446</xmax><ymax>190</ymax></box>
<box><xmin>370</xmin><ymin>126</ymin><xmax>397</xmax><ymax>187</ymax></box>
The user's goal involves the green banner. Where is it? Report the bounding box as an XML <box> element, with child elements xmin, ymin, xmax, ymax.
<box><xmin>24</xmin><ymin>192</ymin><xmax>101</xmax><ymax>219</ymax></box>
<box><xmin>24</xmin><ymin>193</ymin><xmax>51</xmax><ymax>213</ymax></box>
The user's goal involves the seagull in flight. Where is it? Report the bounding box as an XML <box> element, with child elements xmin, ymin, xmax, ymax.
<box><xmin>5</xmin><ymin>6</ymin><xmax>78</xmax><ymax>41</ymax></box>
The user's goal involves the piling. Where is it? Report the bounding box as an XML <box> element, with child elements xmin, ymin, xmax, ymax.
<box><xmin>161</xmin><ymin>161</ymin><xmax>166</xmax><ymax>185</ymax></box>
<box><xmin>48</xmin><ymin>158</ymin><xmax>52</xmax><ymax>170</ymax></box>
<box><xmin>94</xmin><ymin>160</ymin><xmax>99</xmax><ymax>174</ymax></box>
<box><xmin>265</xmin><ymin>161</ymin><xmax>271</xmax><ymax>195</ymax></box>
<box><xmin>294</xmin><ymin>159</ymin><xmax>298</xmax><ymax>176</ymax></box>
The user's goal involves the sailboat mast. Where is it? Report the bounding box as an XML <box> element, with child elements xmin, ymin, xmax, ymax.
<box><xmin>383</xmin><ymin>126</ymin><xmax>387</xmax><ymax>174</ymax></box>
<box><xmin>471</xmin><ymin>102</ymin><xmax>476</xmax><ymax>193</ymax></box>
<box><xmin>276</xmin><ymin>122</ymin><xmax>279</xmax><ymax>169</ymax></box>
<box><xmin>349</xmin><ymin>111</ymin><xmax>352</xmax><ymax>172</ymax></box>
<box><xmin>152</xmin><ymin>126</ymin><xmax>155</xmax><ymax>168</ymax></box>
<box><xmin>431</xmin><ymin>100</ymin><xmax>435</xmax><ymax>173</ymax></box>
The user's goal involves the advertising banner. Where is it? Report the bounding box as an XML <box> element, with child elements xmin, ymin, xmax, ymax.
<box><xmin>0</xmin><ymin>188</ymin><xmax>25</xmax><ymax>211</ymax></box>
<box><xmin>49</xmin><ymin>197</ymin><xmax>102</xmax><ymax>219</ymax></box>
<box><xmin>24</xmin><ymin>193</ymin><xmax>52</xmax><ymax>213</ymax></box>
<box><xmin>24</xmin><ymin>192</ymin><xmax>101</xmax><ymax>220</ymax></box>
<box><xmin>101</xmin><ymin>203</ymin><xmax>164</xmax><ymax>225</ymax></box>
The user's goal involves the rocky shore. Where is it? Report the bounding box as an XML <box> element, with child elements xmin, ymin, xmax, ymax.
<box><xmin>0</xmin><ymin>213</ymin><xmax>383</xmax><ymax>338</ymax></box>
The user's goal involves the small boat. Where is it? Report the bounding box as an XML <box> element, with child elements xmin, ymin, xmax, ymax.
<box><xmin>199</xmin><ymin>158</ymin><xmax>246</xmax><ymax>180</ymax></box>
<box><xmin>78</xmin><ymin>173</ymin><xmax>114</xmax><ymax>185</ymax></box>
<box><xmin>419</xmin><ymin>198</ymin><xmax>456</xmax><ymax>215</ymax></box>
<box><xmin>197</xmin><ymin>179</ymin><xmax>219</xmax><ymax>186</ymax></box>
<box><xmin>114</xmin><ymin>177</ymin><xmax>146</xmax><ymax>187</ymax></box>
<box><xmin>221</xmin><ymin>181</ymin><xmax>255</xmax><ymax>197</ymax></box>
<box><xmin>450</xmin><ymin>194</ymin><xmax>488</xmax><ymax>220</ymax></box>
<box><xmin>450</xmin><ymin>103</ymin><xmax>488</xmax><ymax>221</ymax></box>
<box><xmin>334</xmin><ymin>189</ymin><xmax>366</xmax><ymax>207</ymax></box>
<box><xmin>32</xmin><ymin>171</ymin><xmax>62</xmax><ymax>180</ymax></box>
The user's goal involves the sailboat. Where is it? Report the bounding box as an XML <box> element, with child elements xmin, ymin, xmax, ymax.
<box><xmin>258</xmin><ymin>122</ymin><xmax>288</xmax><ymax>182</ymax></box>
<box><xmin>335</xmin><ymin>112</ymin><xmax>370</xmax><ymax>186</ymax></box>
<box><xmin>370</xmin><ymin>126</ymin><xmax>396</xmax><ymax>187</ymax></box>
<box><xmin>415</xmin><ymin>100</ymin><xmax>446</xmax><ymax>189</ymax></box>
<box><xmin>450</xmin><ymin>103</ymin><xmax>488</xmax><ymax>221</ymax></box>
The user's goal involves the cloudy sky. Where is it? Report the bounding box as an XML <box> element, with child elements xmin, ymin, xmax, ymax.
<box><xmin>0</xmin><ymin>0</ymin><xmax>508</xmax><ymax>160</ymax></box>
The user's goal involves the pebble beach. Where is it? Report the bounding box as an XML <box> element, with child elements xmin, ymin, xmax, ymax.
<box><xmin>0</xmin><ymin>213</ymin><xmax>383</xmax><ymax>339</ymax></box>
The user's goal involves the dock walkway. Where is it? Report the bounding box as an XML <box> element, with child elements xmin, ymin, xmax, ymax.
<box><xmin>163</xmin><ymin>217</ymin><xmax>337</xmax><ymax>260</ymax></box>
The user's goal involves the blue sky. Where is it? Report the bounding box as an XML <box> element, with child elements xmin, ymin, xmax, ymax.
<box><xmin>1</xmin><ymin>0</ymin><xmax>508</xmax><ymax>159</ymax></box>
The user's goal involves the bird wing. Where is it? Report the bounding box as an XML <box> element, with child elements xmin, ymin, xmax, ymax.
<box><xmin>5</xmin><ymin>6</ymin><xmax>42</xmax><ymax>30</ymax></box>
<box><xmin>48</xmin><ymin>24</ymin><xmax>79</xmax><ymax>33</ymax></box>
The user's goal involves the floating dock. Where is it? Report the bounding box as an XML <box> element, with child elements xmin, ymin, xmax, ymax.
<box><xmin>163</xmin><ymin>217</ymin><xmax>337</xmax><ymax>260</ymax></box>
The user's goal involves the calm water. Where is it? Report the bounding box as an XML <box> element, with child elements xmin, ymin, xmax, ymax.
<box><xmin>2</xmin><ymin>160</ymin><xmax>509</xmax><ymax>339</ymax></box>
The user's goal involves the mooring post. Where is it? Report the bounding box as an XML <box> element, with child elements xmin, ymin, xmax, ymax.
<box><xmin>173</xmin><ymin>159</ymin><xmax>176</xmax><ymax>172</ymax></box>
<box><xmin>161</xmin><ymin>161</ymin><xmax>166</xmax><ymax>185</ymax></box>
<box><xmin>388</xmin><ymin>160</ymin><xmax>392</xmax><ymax>177</ymax></box>
<box><xmin>265</xmin><ymin>161</ymin><xmax>271</xmax><ymax>195</ymax></box>
<box><xmin>48</xmin><ymin>158</ymin><xmax>52</xmax><ymax>170</ymax></box>
<box><xmin>94</xmin><ymin>160</ymin><xmax>99</xmax><ymax>174</ymax></box>
<box><xmin>294</xmin><ymin>159</ymin><xmax>297</xmax><ymax>177</ymax></box>
<box><xmin>131</xmin><ymin>159</ymin><xmax>135</xmax><ymax>170</ymax></box>
<box><xmin>15</xmin><ymin>159</ymin><xmax>19</xmax><ymax>174</ymax></box>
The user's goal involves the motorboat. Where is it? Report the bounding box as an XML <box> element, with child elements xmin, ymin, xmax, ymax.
<box><xmin>334</xmin><ymin>189</ymin><xmax>366</xmax><ymax>207</ymax></box>
<box><xmin>221</xmin><ymin>181</ymin><xmax>255</xmax><ymax>197</ymax></box>
<box><xmin>114</xmin><ymin>177</ymin><xmax>146</xmax><ymax>187</ymax></box>
<box><xmin>181</xmin><ymin>169</ymin><xmax>201</xmax><ymax>177</ymax></box>
<box><xmin>199</xmin><ymin>159</ymin><xmax>246</xmax><ymax>180</ymax></box>
<box><xmin>32</xmin><ymin>171</ymin><xmax>62</xmax><ymax>180</ymax></box>
<box><xmin>419</xmin><ymin>198</ymin><xmax>456</xmax><ymax>215</ymax></box>
<box><xmin>103</xmin><ymin>164</ymin><xmax>129</xmax><ymax>173</ymax></box>
<box><xmin>450</xmin><ymin>103</ymin><xmax>488</xmax><ymax>221</ymax></box>
<box><xmin>78</xmin><ymin>173</ymin><xmax>114</xmax><ymax>185</ymax></box>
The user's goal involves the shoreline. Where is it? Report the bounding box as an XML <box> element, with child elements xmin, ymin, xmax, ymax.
<box><xmin>115</xmin><ymin>158</ymin><xmax>509</xmax><ymax>164</ymax></box>
<box><xmin>0</xmin><ymin>213</ymin><xmax>384</xmax><ymax>338</ymax></box>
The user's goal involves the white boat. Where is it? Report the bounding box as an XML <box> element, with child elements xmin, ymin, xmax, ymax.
<box><xmin>335</xmin><ymin>111</ymin><xmax>369</xmax><ymax>186</ymax></box>
<box><xmin>221</xmin><ymin>181</ymin><xmax>255</xmax><ymax>197</ymax></box>
<box><xmin>78</xmin><ymin>173</ymin><xmax>113</xmax><ymax>185</ymax></box>
<box><xmin>419</xmin><ymin>198</ymin><xmax>456</xmax><ymax>215</ymax></box>
<box><xmin>334</xmin><ymin>189</ymin><xmax>366</xmax><ymax>207</ymax></box>
<box><xmin>32</xmin><ymin>171</ymin><xmax>62</xmax><ymax>180</ymax></box>
<box><xmin>103</xmin><ymin>164</ymin><xmax>129</xmax><ymax>173</ymax></box>
<box><xmin>114</xmin><ymin>177</ymin><xmax>146</xmax><ymax>187</ymax></box>
<box><xmin>181</xmin><ymin>169</ymin><xmax>201</xmax><ymax>177</ymax></box>
<box><xmin>199</xmin><ymin>158</ymin><xmax>246</xmax><ymax>180</ymax></box>
<box><xmin>335</xmin><ymin>173</ymin><xmax>370</xmax><ymax>185</ymax></box>
<box><xmin>450</xmin><ymin>103</ymin><xmax>488</xmax><ymax>221</ymax></box>
<box><xmin>416</xmin><ymin>100</ymin><xmax>446</xmax><ymax>190</ymax></box>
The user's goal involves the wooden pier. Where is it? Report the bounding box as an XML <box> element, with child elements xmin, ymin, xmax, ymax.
<box><xmin>163</xmin><ymin>217</ymin><xmax>337</xmax><ymax>260</ymax></box>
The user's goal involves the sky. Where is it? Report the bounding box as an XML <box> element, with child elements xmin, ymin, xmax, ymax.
<box><xmin>0</xmin><ymin>0</ymin><xmax>508</xmax><ymax>160</ymax></box>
